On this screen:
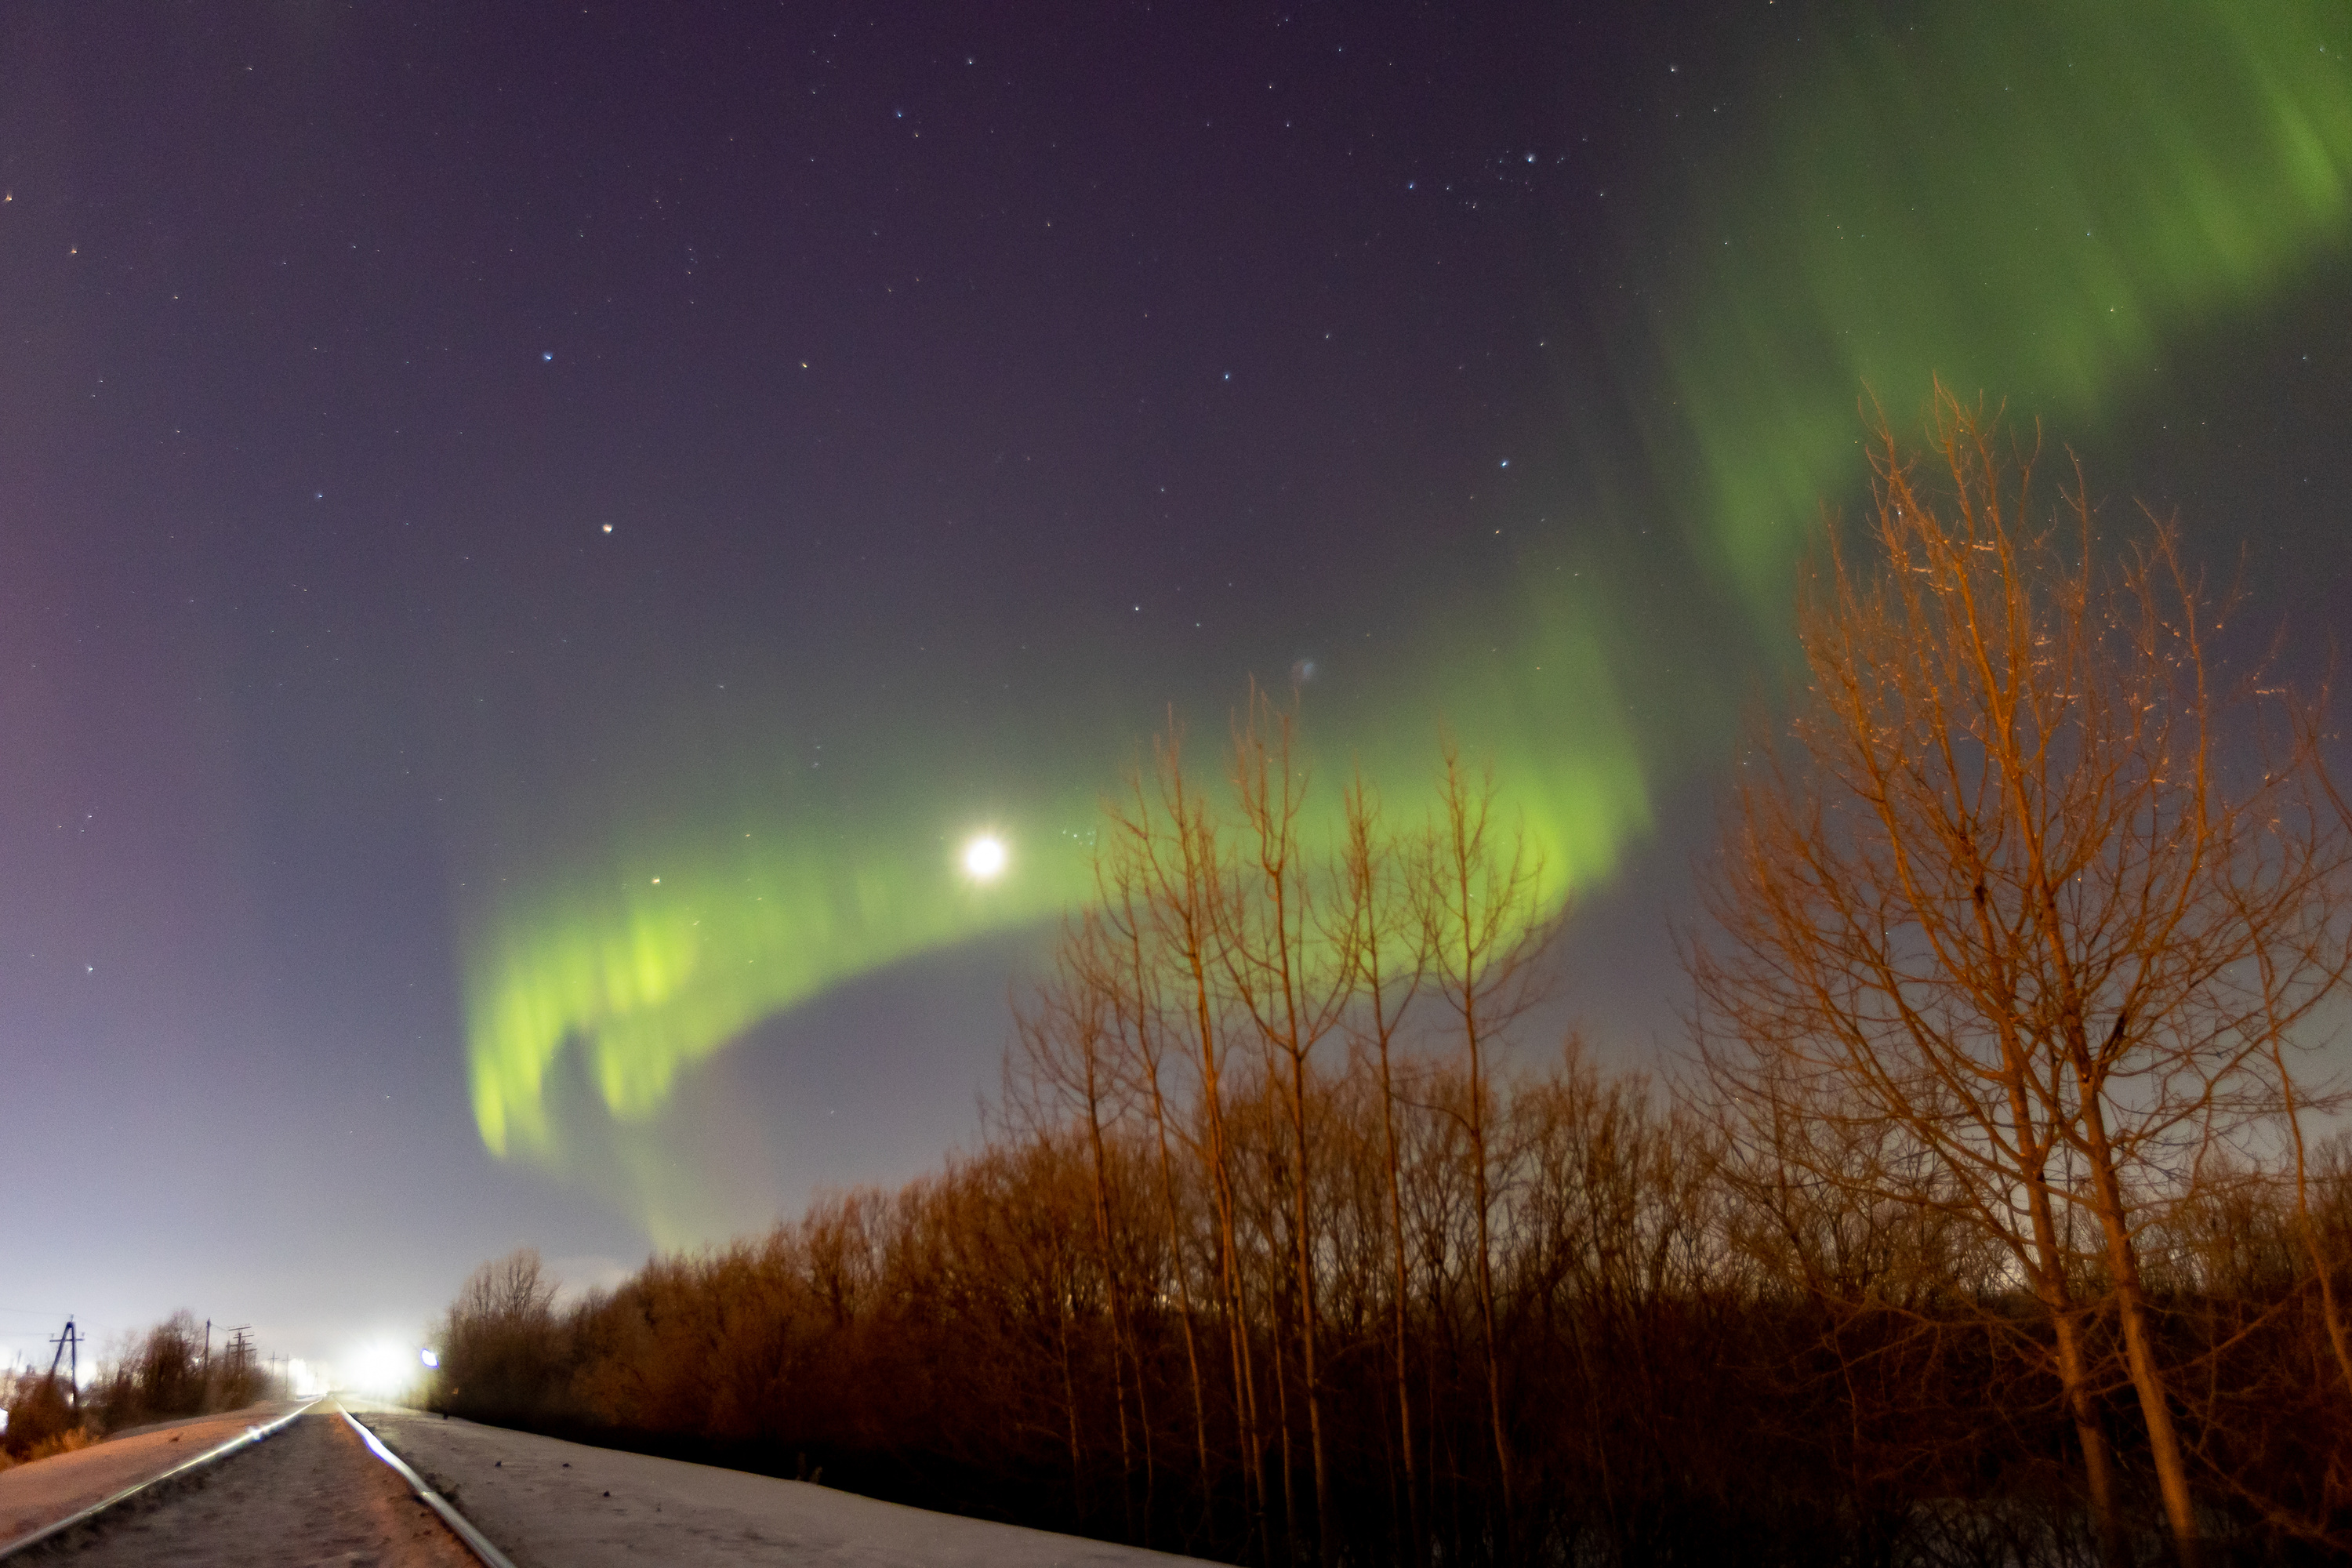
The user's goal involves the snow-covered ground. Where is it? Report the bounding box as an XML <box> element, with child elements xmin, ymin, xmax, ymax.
<box><xmin>350</xmin><ymin>1403</ymin><xmax>1215</xmax><ymax>1568</ymax></box>
<box><xmin>0</xmin><ymin>1399</ymin><xmax>308</xmax><ymax>1548</ymax></box>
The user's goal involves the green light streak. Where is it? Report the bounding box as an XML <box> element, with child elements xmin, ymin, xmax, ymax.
<box><xmin>466</xmin><ymin>803</ymin><xmax>1099</xmax><ymax>1159</ymax></box>
<box><xmin>460</xmin><ymin>618</ymin><xmax>1653</xmax><ymax>1181</ymax></box>
<box><xmin>459</xmin><ymin>1</ymin><xmax>2350</xmax><ymax>1205</ymax></box>
<box><xmin>1657</xmin><ymin>0</ymin><xmax>2351</xmax><ymax>604</ymax></box>
<box><xmin>1333</xmin><ymin>569</ymin><xmax>1658</xmax><ymax>902</ymax></box>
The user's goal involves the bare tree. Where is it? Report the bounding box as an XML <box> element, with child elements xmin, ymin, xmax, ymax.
<box><xmin>1336</xmin><ymin>768</ymin><xmax>1430</xmax><ymax>1564</ymax></box>
<box><xmin>1224</xmin><ymin>685</ymin><xmax>1351</xmax><ymax>1566</ymax></box>
<box><xmin>1091</xmin><ymin>864</ymin><xmax>1220</xmax><ymax>1538</ymax></box>
<box><xmin>1107</xmin><ymin>717</ymin><xmax>1274</xmax><ymax>1562</ymax></box>
<box><xmin>1693</xmin><ymin>392</ymin><xmax>2352</xmax><ymax>1567</ymax></box>
<box><xmin>1011</xmin><ymin>924</ymin><xmax>1151</xmax><ymax>1541</ymax></box>
<box><xmin>439</xmin><ymin>1248</ymin><xmax>565</xmax><ymax>1421</ymax></box>
<box><xmin>1415</xmin><ymin>739</ymin><xmax>1559</xmax><ymax>1548</ymax></box>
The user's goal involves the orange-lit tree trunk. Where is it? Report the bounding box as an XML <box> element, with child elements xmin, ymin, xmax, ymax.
<box><xmin>1339</xmin><ymin>771</ymin><xmax>1429</xmax><ymax>1566</ymax></box>
<box><xmin>1012</xmin><ymin>927</ymin><xmax>1151</xmax><ymax>1543</ymax></box>
<box><xmin>1693</xmin><ymin>390</ymin><xmax>2352</xmax><ymax>1568</ymax></box>
<box><xmin>1225</xmin><ymin>687</ymin><xmax>1345</xmax><ymax>1567</ymax></box>
<box><xmin>1417</xmin><ymin>741</ymin><xmax>1558</xmax><ymax>1553</ymax></box>
<box><xmin>1111</xmin><ymin>720</ymin><xmax>1272</xmax><ymax>1563</ymax></box>
<box><xmin>1095</xmin><ymin>878</ymin><xmax>1219</xmax><ymax>1544</ymax></box>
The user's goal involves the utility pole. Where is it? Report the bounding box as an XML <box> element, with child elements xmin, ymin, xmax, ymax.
<box><xmin>45</xmin><ymin>1319</ymin><xmax>82</xmax><ymax>1414</ymax></box>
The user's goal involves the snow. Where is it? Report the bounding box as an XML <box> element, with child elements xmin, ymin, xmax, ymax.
<box><xmin>348</xmin><ymin>1403</ymin><xmax>1216</xmax><ymax>1568</ymax></box>
<box><xmin>0</xmin><ymin>1399</ymin><xmax>308</xmax><ymax>1548</ymax></box>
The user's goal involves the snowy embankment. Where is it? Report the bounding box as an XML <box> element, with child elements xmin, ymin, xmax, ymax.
<box><xmin>349</xmin><ymin>1402</ymin><xmax>1216</xmax><ymax>1568</ymax></box>
<box><xmin>0</xmin><ymin>1399</ymin><xmax>310</xmax><ymax>1548</ymax></box>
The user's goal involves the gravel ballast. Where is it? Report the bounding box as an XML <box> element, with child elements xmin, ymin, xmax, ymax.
<box><xmin>22</xmin><ymin>1408</ymin><xmax>478</xmax><ymax>1566</ymax></box>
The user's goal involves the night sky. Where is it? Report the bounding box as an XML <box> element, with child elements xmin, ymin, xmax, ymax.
<box><xmin>4</xmin><ymin>2</ymin><xmax>2347</xmax><ymax>1381</ymax></box>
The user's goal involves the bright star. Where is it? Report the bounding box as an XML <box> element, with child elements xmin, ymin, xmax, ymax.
<box><xmin>962</xmin><ymin>835</ymin><xmax>1007</xmax><ymax>881</ymax></box>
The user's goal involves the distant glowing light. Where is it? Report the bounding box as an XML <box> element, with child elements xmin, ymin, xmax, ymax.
<box><xmin>348</xmin><ymin>1341</ymin><xmax>419</xmax><ymax>1396</ymax></box>
<box><xmin>419</xmin><ymin>1348</ymin><xmax>439</xmax><ymax>1369</ymax></box>
<box><xmin>962</xmin><ymin>835</ymin><xmax>1007</xmax><ymax>881</ymax></box>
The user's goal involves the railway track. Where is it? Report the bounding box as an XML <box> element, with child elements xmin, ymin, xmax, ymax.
<box><xmin>0</xmin><ymin>1400</ymin><xmax>514</xmax><ymax>1566</ymax></box>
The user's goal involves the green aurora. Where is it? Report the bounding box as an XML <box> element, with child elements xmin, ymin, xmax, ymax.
<box><xmin>462</xmin><ymin>1</ymin><xmax>2352</xmax><ymax>1212</ymax></box>
<box><xmin>1650</xmin><ymin>1</ymin><xmax>2352</xmax><ymax>607</ymax></box>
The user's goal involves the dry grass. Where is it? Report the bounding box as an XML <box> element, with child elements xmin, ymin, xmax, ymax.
<box><xmin>0</xmin><ymin>1423</ymin><xmax>96</xmax><ymax>1472</ymax></box>
<box><xmin>18</xmin><ymin>1427</ymin><xmax>94</xmax><ymax>1462</ymax></box>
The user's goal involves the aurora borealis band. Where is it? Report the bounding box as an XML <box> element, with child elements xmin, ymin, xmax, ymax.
<box><xmin>2</xmin><ymin>1</ymin><xmax>2347</xmax><ymax>1359</ymax></box>
<box><xmin>457</xmin><ymin>1</ymin><xmax>2352</xmax><ymax>1218</ymax></box>
<box><xmin>1649</xmin><ymin>0</ymin><xmax>2352</xmax><ymax>606</ymax></box>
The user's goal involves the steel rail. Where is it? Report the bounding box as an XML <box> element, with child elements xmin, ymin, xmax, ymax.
<box><xmin>0</xmin><ymin>1397</ymin><xmax>322</xmax><ymax>1560</ymax></box>
<box><xmin>340</xmin><ymin>1408</ymin><xmax>517</xmax><ymax>1568</ymax></box>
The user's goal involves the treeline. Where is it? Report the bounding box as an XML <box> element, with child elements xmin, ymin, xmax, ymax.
<box><xmin>1</xmin><ymin>1312</ymin><xmax>281</xmax><ymax>1467</ymax></box>
<box><xmin>432</xmin><ymin>1057</ymin><xmax>2352</xmax><ymax>1564</ymax></box>
<box><xmin>430</xmin><ymin>403</ymin><xmax>2352</xmax><ymax>1565</ymax></box>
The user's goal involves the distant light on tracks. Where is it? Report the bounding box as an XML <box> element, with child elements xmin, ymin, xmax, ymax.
<box><xmin>348</xmin><ymin>1340</ymin><xmax>425</xmax><ymax>1396</ymax></box>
